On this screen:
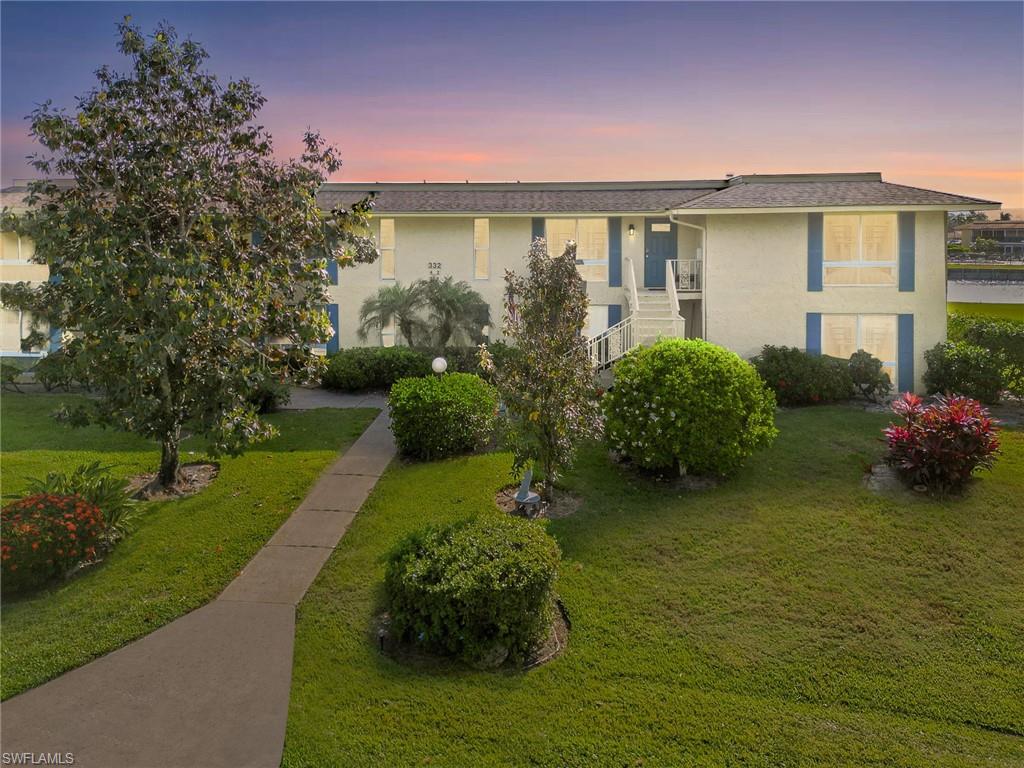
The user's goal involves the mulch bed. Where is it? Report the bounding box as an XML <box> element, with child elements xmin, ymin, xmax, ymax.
<box><xmin>373</xmin><ymin>598</ymin><xmax>570</xmax><ymax>671</ymax></box>
<box><xmin>128</xmin><ymin>462</ymin><xmax>219</xmax><ymax>501</ymax></box>
<box><xmin>495</xmin><ymin>485</ymin><xmax>582</xmax><ymax>519</ymax></box>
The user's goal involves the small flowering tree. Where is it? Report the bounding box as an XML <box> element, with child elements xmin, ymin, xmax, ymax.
<box><xmin>481</xmin><ymin>238</ymin><xmax>601</xmax><ymax>500</ymax></box>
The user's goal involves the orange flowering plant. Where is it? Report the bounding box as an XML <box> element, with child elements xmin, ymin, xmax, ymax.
<box><xmin>1</xmin><ymin>493</ymin><xmax>106</xmax><ymax>595</ymax></box>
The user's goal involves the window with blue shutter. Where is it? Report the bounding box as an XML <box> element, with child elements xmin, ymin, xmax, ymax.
<box><xmin>898</xmin><ymin>314</ymin><xmax>914</xmax><ymax>392</ymax></box>
<box><xmin>327</xmin><ymin>257</ymin><xmax>339</xmax><ymax>286</ymax></box>
<box><xmin>327</xmin><ymin>304</ymin><xmax>340</xmax><ymax>354</ymax></box>
<box><xmin>531</xmin><ymin>218</ymin><xmax>545</xmax><ymax>242</ymax></box>
<box><xmin>806</xmin><ymin>312</ymin><xmax>822</xmax><ymax>354</ymax></box>
<box><xmin>608</xmin><ymin>304</ymin><xmax>623</xmax><ymax>326</ymax></box>
<box><xmin>898</xmin><ymin>213</ymin><xmax>915</xmax><ymax>292</ymax></box>
<box><xmin>608</xmin><ymin>218</ymin><xmax>622</xmax><ymax>287</ymax></box>
<box><xmin>807</xmin><ymin>213</ymin><xmax>823</xmax><ymax>291</ymax></box>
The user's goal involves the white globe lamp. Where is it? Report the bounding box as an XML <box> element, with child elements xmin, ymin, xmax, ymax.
<box><xmin>431</xmin><ymin>356</ymin><xmax>448</xmax><ymax>375</ymax></box>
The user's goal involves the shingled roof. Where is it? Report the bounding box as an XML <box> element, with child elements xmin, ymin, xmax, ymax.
<box><xmin>673</xmin><ymin>174</ymin><xmax>999</xmax><ymax>211</ymax></box>
<box><xmin>316</xmin><ymin>181</ymin><xmax>721</xmax><ymax>214</ymax></box>
<box><xmin>2</xmin><ymin>174</ymin><xmax>1000</xmax><ymax>214</ymax></box>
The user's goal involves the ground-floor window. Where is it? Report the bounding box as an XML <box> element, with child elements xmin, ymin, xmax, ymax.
<box><xmin>585</xmin><ymin>304</ymin><xmax>609</xmax><ymax>338</ymax></box>
<box><xmin>822</xmin><ymin>313</ymin><xmax>897</xmax><ymax>383</ymax></box>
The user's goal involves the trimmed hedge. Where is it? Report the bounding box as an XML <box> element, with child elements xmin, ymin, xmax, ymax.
<box><xmin>604</xmin><ymin>339</ymin><xmax>778</xmax><ymax>476</ymax></box>
<box><xmin>948</xmin><ymin>312</ymin><xmax>1024</xmax><ymax>398</ymax></box>
<box><xmin>924</xmin><ymin>341</ymin><xmax>1005</xmax><ymax>404</ymax></box>
<box><xmin>322</xmin><ymin>347</ymin><xmax>431</xmax><ymax>392</ymax></box>
<box><xmin>385</xmin><ymin>515</ymin><xmax>560</xmax><ymax>667</ymax></box>
<box><xmin>751</xmin><ymin>345</ymin><xmax>854</xmax><ymax>406</ymax></box>
<box><xmin>388</xmin><ymin>373</ymin><xmax>498</xmax><ymax>460</ymax></box>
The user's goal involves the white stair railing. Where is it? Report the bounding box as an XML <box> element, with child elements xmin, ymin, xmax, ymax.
<box><xmin>666</xmin><ymin>259</ymin><xmax>702</xmax><ymax>291</ymax></box>
<box><xmin>665</xmin><ymin>261</ymin><xmax>686</xmax><ymax>337</ymax></box>
<box><xmin>623</xmin><ymin>254</ymin><xmax>641</xmax><ymax>316</ymax></box>
<box><xmin>587</xmin><ymin>316</ymin><xmax>637</xmax><ymax>369</ymax></box>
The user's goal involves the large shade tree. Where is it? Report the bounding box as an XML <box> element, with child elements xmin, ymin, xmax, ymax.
<box><xmin>0</xmin><ymin>19</ymin><xmax>377</xmax><ymax>489</ymax></box>
<box><xmin>481</xmin><ymin>238</ymin><xmax>601</xmax><ymax>500</ymax></box>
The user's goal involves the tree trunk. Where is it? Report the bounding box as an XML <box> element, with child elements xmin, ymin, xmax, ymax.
<box><xmin>157</xmin><ymin>431</ymin><xmax>183</xmax><ymax>488</ymax></box>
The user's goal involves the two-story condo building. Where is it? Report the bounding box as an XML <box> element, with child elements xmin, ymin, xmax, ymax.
<box><xmin>1</xmin><ymin>172</ymin><xmax>1001</xmax><ymax>392</ymax></box>
<box><xmin>315</xmin><ymin>172</ymin><xmax>999</xmax><ymax>392</ymax></box>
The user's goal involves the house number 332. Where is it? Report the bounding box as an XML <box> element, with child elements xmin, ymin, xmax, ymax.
<box><xmin>428</xmin><ymin>262</ymin><xmax>442</xmax><ymax>276</ymax></box>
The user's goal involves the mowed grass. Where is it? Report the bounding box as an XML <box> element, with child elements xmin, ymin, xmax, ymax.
<box><xmin>1</xmin><ymin>393</ymin><xmax>377</xmax><ymax>699</ymax></box>
<box><xmin>284</xmin><ymin>407</ymin><xmax>1024</xmax><ymax>767</ymax></box>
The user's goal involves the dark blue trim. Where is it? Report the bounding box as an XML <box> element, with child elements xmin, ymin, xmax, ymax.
<box><xmin>807</xmin><ymin>213</ymin><xmax>823</xmax><ymax>291</ymax></box>
<box><xmin>608</xmin><ymin>304</ymin><xmax>623</xmax><ymax>326</ymax></box>
<box><xmin>327</xmin><ymin>257</ymin><xmax>339</xmax><ymax>285</ymax></box>
<box><xmin>49</xmin><ymin>327</ymin><xmax>61</xmax><ymax>353</ymax></box>
<box><xmin>252</xmin><ymin>230</ymin><xmax>264</xmax><ymax>246</ymax></box>
<box><xmin>327</xmin><ymin>304</ymin><xmax>340</xmax><ymax>354</ymax></box>
<box><xmin>805</xmin><ymin>312</ymin><xmax>821</xmax><ymax>355</ymax></box>
<box><xmin>531</xmin><ymin>218</ymin><xmax>545</xmax><ymax>241</ymax></box>
<box><xmin>608</xmin><ymin>217</ymin><xmax>622</xmax><ymax>287</ymax></box>
<box><xmin>898</xmin><ymin>212</ymin><xmax>915</xmax><ymax>292</ymax></box>
<box><xmin>898</xmin><ymin>314</ymin><xmax>914</xmax><ymax>392</ymax></box>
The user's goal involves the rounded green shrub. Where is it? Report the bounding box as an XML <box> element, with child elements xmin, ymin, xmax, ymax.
<box><xmin>385</xmin><ymin>515</ymin><xmax>561</xmax><ymax>667</ymax></box>
<box><xmin>322</xmin><ymin>347</ymin><xmax>431</xmax><ymax>392</ymax></box>
<box><xmin>604</xmin><ymin>339</ymin><xmax>778</xmax><ymax>476</ymax></box>
<box><xmin>848</xmin><ymin>350</ymin><xmax>893</xmax><ymax>403</ymax></box>
<box><xmin>388</xmin><ymin>373</ymin><xmax>498</xmax><ymax>460</ymax></box>
<box><xmin>751</xmin><ymin>345</ymin><xmax>853</xmax><ymax>405</ymax></box>
<box><xmin>924</xmin><ymin>341</ymin><xmax>1004</xmax><ymax>404</ymax></box>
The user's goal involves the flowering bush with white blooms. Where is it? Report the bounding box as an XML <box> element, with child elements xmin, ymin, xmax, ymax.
<box><xmin>603</xmin><ymin>339</ymin><xmax>778</xmax><ymax>476</ymax></box>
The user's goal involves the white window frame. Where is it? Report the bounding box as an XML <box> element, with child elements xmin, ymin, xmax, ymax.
<box><xmin>545</xmin><ymin>218</ymin><xmax>609</xmax><ymax>283</ymax></box>
<box><xmin>0</xmin><ymin>232</ymin><xmax>30</xmax><ymax>265</ymax></box>
<box><xmin>823</xmin><ymin>213</ymin><xmax>897</xmax><ymax>287</ymax></box>
<box><xmin>378</xmin><ymin>219</ymin><xmax>396</xmax><ymax>281</ymax></box>
<box><xmin>473</xmin><ymin>218</ymin><xmax>489</xmax><ymax>280</ymax></box>
<box><xmin>821</xmin><ymin>313</ymin><xmax>898</xmax><ymax>384</ymax></box>
<box><xmin>381</xmin><ymin>317</ymin><xmax>396</xmax><ymax>347</ymax></box>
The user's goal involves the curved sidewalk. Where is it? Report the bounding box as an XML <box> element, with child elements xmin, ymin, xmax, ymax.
<box><xmin>1</xmin><ymin>407</ymin><xmax>395</xmax><ymax>768</ymax></box>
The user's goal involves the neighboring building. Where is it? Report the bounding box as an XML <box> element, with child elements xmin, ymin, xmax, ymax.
<box><xmin>0</xmin><ymin>228</ymin><xmax>51</xmax><ymax>357</ymax></box>
<box><xmin>0</xmin><ymin>172</ymin><xmax>1001</xmax><ymax>391</ymax></box>
<box><xmin>954</xmin><ymin>219</ymin><xmax>1024</xmax><ymax>258</ymax></box>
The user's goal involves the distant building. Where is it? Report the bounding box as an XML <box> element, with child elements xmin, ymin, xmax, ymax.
<box><xmin>954</xmin><ymin>220</ymin><xmax>1024</xmax><ymax>258</ymax></box>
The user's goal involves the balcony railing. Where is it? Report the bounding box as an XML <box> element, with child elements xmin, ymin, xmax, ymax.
<box><xmin>667</xmin><ymin>259</ymin><xmax>702</xmax><ymax>291</ymax></box>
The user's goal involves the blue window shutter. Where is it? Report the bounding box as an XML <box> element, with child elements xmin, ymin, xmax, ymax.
<box><xmin>608</xmin><ymin>218</ymin><xmax>622</xmax><ymax>287</ymax></box>
<box><xmin>806</xmin><ymin>312</ymin><xmax>822</xmax><ymax>355</ymax></box>
<box><xmin>327</xmin><ymin>304</ymin><xmax>340</xmax><ymax>354</ymax></box>
<box><xmin>898</xmin><ymin>314</ymin><xmax>914</xmax><ymax>392</ymax></box>
<box><xmin>807</xmin><ymin>213</ymin><xmax>823</xmax><ymax>291</ymax></box>
<box><xmin>49</xmin><ymin>327</ymin><xmax>62</xmax><ymax>352</ymax></box>
<box><xmin>252</xmin><ymin>230</ymin><xmax>264</xmax><ymax>246</ymax></box>
<box><xmin>608</xmin><ymin>304</ymin><xmax>623</xmax><ymax>326</ymax></box>
<box><xmin>898</xmin><ymin>212</ymin><xmax>915</xmax><ymax>292</ymax></box>
<box><xmin>531</xmin><ymin>218</ymin><xmax>545</xmax><ymax>241</ymax></box>
<box><xmin>327</xmin><ymin>257</ymin><xmax>339</xmax><ymax>285</ymax></box>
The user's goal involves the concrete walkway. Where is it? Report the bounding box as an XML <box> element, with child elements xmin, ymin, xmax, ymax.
<box><xmin>281</xmin><ymin>386</ymin><xmax>386</xmax><ymax>411</ymax></box>
<box><xmin>1</xmin><ymin>407</ymin><xmax>396</xmax><ymax>768</ymax></box>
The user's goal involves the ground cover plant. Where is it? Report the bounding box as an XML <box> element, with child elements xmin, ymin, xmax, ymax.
<box><xmin>0</xmin><ymin>393</ymin><xmax>377</xmax><ymax>699</ymax></box>
<box><xmin>284</xmin><ymin>407</ymin><xmax>1024</xmax><ymax>767</ymax></box>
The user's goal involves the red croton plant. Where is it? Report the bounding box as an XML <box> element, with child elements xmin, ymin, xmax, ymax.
<box><xmin>883</xmin><ymin>393</ymin><xmax>1000</xmax><ymax>494</ymax></box>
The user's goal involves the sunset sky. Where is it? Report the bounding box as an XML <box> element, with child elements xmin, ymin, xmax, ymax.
<box><xmin>2</xmin><ymin>1</ymin><xmax>1022</xmax><ymax>211</ymax></box>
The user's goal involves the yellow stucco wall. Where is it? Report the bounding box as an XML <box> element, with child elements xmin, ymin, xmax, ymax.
<box><xmin>704</xmin><ymin>210</ymin><xmax>947</xmax><ymax>391</ymax></box>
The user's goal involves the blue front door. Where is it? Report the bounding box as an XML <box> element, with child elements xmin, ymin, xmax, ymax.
<box><xmin>644</xmin><ymin>218</ymin><xmax>677</xmax><ymax>288</ymax></box>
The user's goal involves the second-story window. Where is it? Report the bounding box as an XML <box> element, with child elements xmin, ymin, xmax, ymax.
<box><xmin>379</xmin><ymin>218</ymin><xmax>396</xmax><ymax>280</ymax></box>
<box><xmin>474</xmin><ymin>219</ymin><xmax>489</xmax><ymax>279</ymax></box>
<box><xmin>823</xmin><ymin>213</ymin><xmax>897</xmax><ymax>286</ymax></box>
<box><xmin>546</xmin><ymin>218</ymin><xmax>608</xmax><ymax>282</ymax></box>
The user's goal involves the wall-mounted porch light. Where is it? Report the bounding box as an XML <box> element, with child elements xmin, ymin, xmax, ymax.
<box><xmin>627</xmin><ymin>224</ymin><xmax>636</xmax><ymax>239</ymax></box>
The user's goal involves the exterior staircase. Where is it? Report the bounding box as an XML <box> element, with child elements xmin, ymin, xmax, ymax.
<box><xmin>587</xmin><ymin>257</ymin><xmax>686</xmax><ymax>370</ymax></box>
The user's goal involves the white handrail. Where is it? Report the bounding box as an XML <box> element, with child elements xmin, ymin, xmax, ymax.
<box><xmin>665</xmin><ymin>261</ymin><xmax>685</xmax><ymax>337</ymax></box>
<box><xmin>587</xmin><ymin>316</ymin><xmax>637</xmax><ymax>369</ymax></box>
<box><xmin>623</xmin><ymin>255</ymin><xmax>640</xmax><ymax>316</ymax></box>
<box><xmin>666</xmin><ymin>259</ymin><xmax>702</xmax><ymax>291</ymax></box>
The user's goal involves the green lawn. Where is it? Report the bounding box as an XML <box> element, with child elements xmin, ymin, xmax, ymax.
<box><xmin>284</xmin><ymin>407</ymin><xmax>1024</xmax><ymax>767</ymax></box>
<box><xmin>1</xmin><ymin>393</ymin><xmax>377</xmax><ymax>699</ymax></box>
